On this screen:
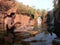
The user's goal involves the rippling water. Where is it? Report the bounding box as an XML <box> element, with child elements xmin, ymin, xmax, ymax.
<box><xmin>0</xmin><ymin>31</ymin><xmax>57</xmax><ymax>45</ymax></box>
<box><xmin>13</xmin><ymin>32</ymin><xmax>57</xmax><ymax>45</ymax></box>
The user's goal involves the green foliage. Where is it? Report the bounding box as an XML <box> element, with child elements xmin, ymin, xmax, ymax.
<box><xmin>18</xmin><ymin>2</ymin><xmax>39</xmax><ymax>15</ymax></box>
<box><xmin>34</xmin><ymin>15</ymin><xmax>38</xmax><ymax>19</ymax></box>
<box><xmin>40</xmin><ymin>9</ymin><xmax>46</xmax><ymax>17</ymax></box>
<box><xmin>0</xmin><ymin>0</ymin><xmax>41</xmax><ymax>15</ymax></box>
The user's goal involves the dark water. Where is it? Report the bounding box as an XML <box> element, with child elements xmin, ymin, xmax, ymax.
<box><xmin>13</xmin><ymin>32</ymin><xmax>57</xmax><ymax>45</ymax></box>
<box><xmin>0</xmin><ymin>32</ymin><xmax>57</xmax><ymax>45</ymax></box>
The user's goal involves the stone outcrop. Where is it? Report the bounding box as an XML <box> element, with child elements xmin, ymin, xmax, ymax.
<box><xmin>0</xmin><ymin>0</ymin><xmax>19</xmax><ymax>31</ymax></box>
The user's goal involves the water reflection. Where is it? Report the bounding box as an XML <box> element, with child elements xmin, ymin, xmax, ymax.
<box><xmin>12</xmin><ymin>32</ymin><xmax>57</xmax><ymax>45</ymax></box>
<box><xmin>0</xmin><ymin>32</ymin><xmax>57</xmax><ymax>45</ymax></box>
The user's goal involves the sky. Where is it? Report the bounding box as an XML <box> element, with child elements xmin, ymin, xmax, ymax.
<box><xmin>16</xmin><ymin>0</ymin><xmax>54</xmax><ymax>11</ymax></box>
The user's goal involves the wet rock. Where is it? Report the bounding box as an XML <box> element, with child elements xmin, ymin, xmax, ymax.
<box><xmin>53</xmin><ymin>38</ymin><xmax>60</xmax><ymax>45</ymax></box>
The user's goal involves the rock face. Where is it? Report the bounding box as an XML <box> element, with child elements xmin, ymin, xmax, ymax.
<box><xmin>0</xmin><ymin>0</ymin><xmax>16</xmax><ymax>12</ymax></box>
<box><xmin>0</xmin><ymin>0</ymin><xmax>18</xmax><ymax>31</ymax></box>
<box><xmin>54</xmin><ymin>0</ymin><xmax>60</xmax><ymax>38</ymax></box>
<box><xmin>0</xmin><ymin>0</ymin><xmax>19</xmax><ymax>15</ymax></box>
<box><xmin>53</xmin><ymin>39</ymin><xmax>60</xmax><ymax>45</ymax></box>
<box><xmin>0</xmin><ymin>0</ymin><xmax>35</xmax><ymax>31</ymax></box>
